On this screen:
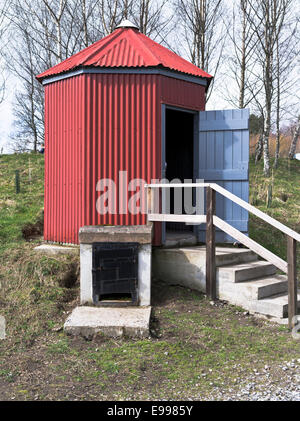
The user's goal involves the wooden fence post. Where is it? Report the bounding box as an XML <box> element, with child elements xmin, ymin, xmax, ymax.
<box><xmin>15</xmin><ymin>170</ymin><xmax>20</xmax><ymax>194</ymax></box>
<box><xmin>287</xmin><ymin>236</ymin><xmax>297</xmax><ymax>329</ymax></box>
<box><xmin>206</xmin><ymin>186</ymin><xmax>216</xmax><ymax>301</ymax></box>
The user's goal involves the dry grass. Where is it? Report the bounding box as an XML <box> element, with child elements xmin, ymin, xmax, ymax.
<box><xmin>250</xmin><ymin>134</ymin><xmax>300</xmax><ymax>158</ymax></box>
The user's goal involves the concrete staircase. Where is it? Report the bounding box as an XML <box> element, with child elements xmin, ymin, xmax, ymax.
<box><xmin>152</xmin><ymin>246</ymin><xmax>300</xmax><ymax>322</ymax></box>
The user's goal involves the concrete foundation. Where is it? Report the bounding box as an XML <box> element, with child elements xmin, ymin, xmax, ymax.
<box><xmin>153</xmin><ymin>245</ymin><xmax>300</xmax><ymax>321</ymax></box>
<box><xmin>64</xmin><ymin>306</ymin><xmax>152</xmax><ymax>338</ymax></box>
<box><xmin>79</xmin><ymin>225</ymin><xmax>152</xmax><ymax>307</ymax></box>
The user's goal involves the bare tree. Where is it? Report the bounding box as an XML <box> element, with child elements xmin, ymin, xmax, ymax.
<box><xmin>274</xmin><ymin>36</ymin><xmax>281</xmax><ymax>168</ymax></box>
<box><xmin>5</xmin><ymin>22</ymin><xmax>44</xmax><ymax>152</ymax></box>
<box><xmin>273</xmin><ymin>10</ymin><xmax>299</xmax><ymax>168</ymax></box>
<box><xmin>223</xmin><ymin>0</ymin><xmax>258</xmax><ymax>109</ymax></box>
<box><xmin>245</xmin><ymin>0</ymin><xmax>293</xmax><ymax>176</ymax></box>
<box><xmin>175</xmin><ymin>0</ymin><xmax>227</xmax><ymax>101</ymax></box>
<box><xmin>0</xmin><ymin>0</ymin><xmax>11</xmax><ymax>104</ymax></box>
<box><xmin>127</xmin><ymin>0</ymin><xmax>171</xmax><ymax>38</ymax></box>
<box><xmin>42</xmin><ymin>0</ymin><xmax>67</xmax><ymax>62</ymax></box>
<box><xmin>98</xmin><ymin>0</ymin><xmax>122</xmax><ymax>35</ymax></box>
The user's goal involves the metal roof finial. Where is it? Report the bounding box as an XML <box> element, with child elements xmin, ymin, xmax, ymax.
<box><xmin>116</xmin><ymin>19</ymin><xmax>139</xmax><ymax>31</ymax></box>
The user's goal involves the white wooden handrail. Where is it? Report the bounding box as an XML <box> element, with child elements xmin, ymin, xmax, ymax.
<box><xmin>146</xmin><ymin>182</ymin><xmax>299</xmax><ymax>328</ymax></box>
<box><xmin>213</xmin><ymin>216</ymin><xmax>288</xmax><ymax>273</ymax></box>
<box><xmin>146</xmin><ymin>182</ymin><xmax>300</xmax><ymax>243</ymax></box>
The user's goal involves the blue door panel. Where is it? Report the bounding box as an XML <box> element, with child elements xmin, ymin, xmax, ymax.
<box><xmin>198</xmin><ymin>109</ymin><xmax>250</xmax><ymax>243</ymax></box>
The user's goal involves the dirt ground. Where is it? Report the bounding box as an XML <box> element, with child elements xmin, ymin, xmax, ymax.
<box><xmin>1</xmin><ymin>279</ymin><xmax>300</xmax><ymax>401</ymax></box>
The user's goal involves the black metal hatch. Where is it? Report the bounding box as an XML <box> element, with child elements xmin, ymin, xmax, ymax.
<box><xmin>92</xmin><ymin>242</ymin><xmax>139</xmax><ymax>305</ymax></box>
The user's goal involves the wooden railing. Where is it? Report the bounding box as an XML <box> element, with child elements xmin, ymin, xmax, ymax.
<box><xmin>146</xmin><ymin>183</ymin><xmax>300</xmax><ymax>329</ymax></box>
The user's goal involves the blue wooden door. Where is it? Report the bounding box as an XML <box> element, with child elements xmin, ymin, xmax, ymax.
<box><xmin>197</xmin><ymin>109</ymin><xmax>250</xmax><ymax>243</ymax></box>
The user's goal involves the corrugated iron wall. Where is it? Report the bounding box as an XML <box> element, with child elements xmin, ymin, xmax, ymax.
<box><xmin>84</xmin><ymin>73</ymin><xmax>161</xmax><ymax>244</ymax></box>
<box><xmin>159</xmin><ymin>75</ymin><xmax>206</xmax><ymax>111</ymax></box>
<box><xmin>44</xmin><ymin>73</ymin><xmax>206</xmax><ymax>245</ymax></box>
<box><xmin>44</xmin><ymin>75</ymin><xmax>86</xmax><ymax>244</ymax></box>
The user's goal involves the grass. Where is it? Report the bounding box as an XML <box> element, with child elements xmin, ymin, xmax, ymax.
<box><xmin>249</xmin><ymin>157</ymin><xmax>300</xmax><ymax>275</ymax></box>
<box><xmin>0</xmin><ymin>153</ymin><xmax>44</xmax><ymax>251</ymax></box>
<box><xmin>0</xmin><ymin>152</ymin><xmax>299</xmax><ymax>400</ymax></box>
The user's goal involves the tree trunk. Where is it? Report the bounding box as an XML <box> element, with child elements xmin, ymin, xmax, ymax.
<box><xmin>239</xmin><ymin>0</ymin><xmax>247</xmax><ymax>109</ymax></box>
<box><xmin>263</xmin><ymin>115</ymin><xmax>271</xmax><ymax>176</ymax></box>
<box><xmin>288</xmin><ymin>116</ymin><xmax>300</xmax><ymax>159</ymax></box>
<box><xmin>274</xmin><ymin>130</ymin><xmax>280</xmax><ymax>168</ymax></box>
<box><xmin>255</xmin><ymin>133</ymin><xmax>263</xmax><ymax>164</ymax></box>
<box><xmin>81</xmin><ymin>0</ymin><xmax>89</xmax><ymax>47</ymax></box>
<box><xmin>274</xmin><ymin>37</ymin><xmax>280</xmax><ymax>169</ymax></box>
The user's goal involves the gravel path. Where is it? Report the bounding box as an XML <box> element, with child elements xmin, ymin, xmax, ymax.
<box><xmin>210</xmin><ymin>359</ymin><xmax>300</xmax><ymax>401</ymax></box>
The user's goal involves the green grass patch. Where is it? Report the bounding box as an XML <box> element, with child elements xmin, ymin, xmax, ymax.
<box><xmin>0</xmin><ymin>153</ymin><xmax>299</xmax><ymax>400</ymax></box>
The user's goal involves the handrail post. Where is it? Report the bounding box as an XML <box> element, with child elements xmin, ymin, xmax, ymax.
<box><xmin>206</xmin><ymin>186</ymin><xmax>216</xmax><ymax>301</ymax></box>
<box><xmin>287</xmin><ymin>236</ymin><xmax>298</xmax><ymax>329</ymax></box>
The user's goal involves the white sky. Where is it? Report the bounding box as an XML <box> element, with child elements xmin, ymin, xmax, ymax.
<box><xmin>0</xmin><ymin>0</ymin><xmax>298</xmax><ymax>153</ymax></box>
<box><xmin>0</xmin><ymin>0</ymin><xmax>232</xmax><ymax>153</ymax></box>
<box><xmin>0</xmin><ymin>78</ymin><xmax>15</xmax><ymax>153</ymax></box>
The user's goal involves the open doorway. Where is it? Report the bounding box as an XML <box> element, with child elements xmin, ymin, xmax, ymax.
<box><xmin>164</xmin><ymin>107</ymin><xmax>196</xmax><ymax>237</ymax></box>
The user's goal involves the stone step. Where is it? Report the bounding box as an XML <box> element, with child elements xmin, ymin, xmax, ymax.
<box><xmin>218</xmin><ymin>274</ymin><xmax>288</xmax><ymax>303</ymax></box>
<box><xmin>215</xmin><ymin>248</ymin><xmax>258</xmax><ymax>266</ymax></box>
<box><xmin>217</xmin><ymin>260</ymin><xmax>277</xmax><ymax>283</ymax></box>
<box><xmin>249</xmin><ymin>292</ymin><xmax>300</xmax><ymax>319</ymax></box>
<box><xmin>242</xmin><ymin>275</ymin><xmax>288</xmax><ymax>300</ymax></box>
<box><xmin>152</xmin><ymin>246</ymin><xmax>258</xmax><ymax>292</ymax></box>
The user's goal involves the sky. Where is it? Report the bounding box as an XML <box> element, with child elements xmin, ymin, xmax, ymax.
<box><xmin>0</xmin><ymin>0</ymin><xmax>298</xmax><ymax>153</ymax></box>
<box><xmin>0</xmin><ymin>78</ymin><xmax>16</xmax><ymax>152</ymax></box>
<box><xmin>0</xmin><ymin>0</ymin><xmax>231</xmax><ymax>154</ymax></box>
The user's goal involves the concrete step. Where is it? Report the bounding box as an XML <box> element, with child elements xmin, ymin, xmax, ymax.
<box><xmin>215</xmin><ymin>248</ymin><xmax>258</xmax><ymax>266</ymax></box>
<box><xmin>218</xmin><ymin>274</ymin><xmax>288</xmax><ymax>304</ymax></box>
<box><xmin>152</xmin><ymin>246</ymin><xmax>258</xmax><ymax>292</ymax></box>
<box><xmin>242</xmin><ymin>275</ymin><xmax>288</xmax><ymax>300</ymax></box>
<box><xmin>218</xmin><ymin>260</ymin><xmax>277</xmax><ymax>283</ymax></box>
<box><xmin>249</xmin><ymin>292</ymin><xmax>300</xmax><ymax>319</ymax></box>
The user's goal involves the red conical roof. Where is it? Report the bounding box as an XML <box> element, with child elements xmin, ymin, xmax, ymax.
<box><xmin>36</xmin><ymin>25</ymin><xmax>213</xmax><ymax>82</ymax></box>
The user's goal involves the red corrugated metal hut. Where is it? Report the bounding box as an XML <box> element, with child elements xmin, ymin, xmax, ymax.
<box><xmin>37</xmin><ymin>20</ymin><xmax>213</xmax><ymax>246</ymax></box>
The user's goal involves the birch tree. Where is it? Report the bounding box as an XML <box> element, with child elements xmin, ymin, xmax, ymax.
<box><xmin>288</xmin><ymin>115</ymin><xmax>300</xmax><ymax>159</ymax></box>
<box><xmin>42</xmin><ymin>0</ymin><xmax>67</xmax><ymax>62</ymax></box>
<box><xmin>245</xmin><ymin>0</ymin><xmax>293</xmax><ymax>176</ymax></box>
<box><xmin>0</xmin><ymin>0</ymin><xmax>11</xmax><ymax>104</ymax></box>
<box><xmin>273</xmin><ymin>11</ymin><xmax>299</xmax><ymax>168</ymax></box>
<box><xmin>175</xmin><ymin>0</ymin><xmax>227</xmax><ymax>101</ymax></box>
<box><xmin>128</xmin><ymin>0</ymin><xmax>171</xmax><ymax>37</ymax></box>
<box><xmin>223</xmin><ymin>0</ymin><xmax>258</xmax><ymax>109</ymax></box>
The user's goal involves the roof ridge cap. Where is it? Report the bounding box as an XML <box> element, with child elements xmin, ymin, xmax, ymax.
<box><xmin>80</xmin><ymin>29</ymin><xmax>124</xmax><ymax>65</ymax></box>
<box><xmin>128</xmin><ymin>30</ymin><xmax>161</xmax><ymax>65</ymax></box>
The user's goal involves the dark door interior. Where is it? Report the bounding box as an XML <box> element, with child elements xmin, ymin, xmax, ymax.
<box><xmin>165</xmin><ymin>108</ymin><xmax>194</xmax><ymax>232</ymax></box>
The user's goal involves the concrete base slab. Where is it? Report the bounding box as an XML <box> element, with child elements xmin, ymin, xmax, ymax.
<box><xmin>64</xmin><ymin>306</ymin><xmax>152</xmax><ymax>338</ymax></box>
<box><xmin>34</xmin><ymin>244</ymin><xmax>79</xmax><ymax>256</ymax></box>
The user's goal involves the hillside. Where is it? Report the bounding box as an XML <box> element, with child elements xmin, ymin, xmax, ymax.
<box><xmin>0</xmin><ymin>153</ymin><xmax>299</xmax><ymax>266</ymax></box>
<box><xmin>0</xmin><ymin>153</ymin><xmax>299</xmax><ymax>401</ymax></box>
